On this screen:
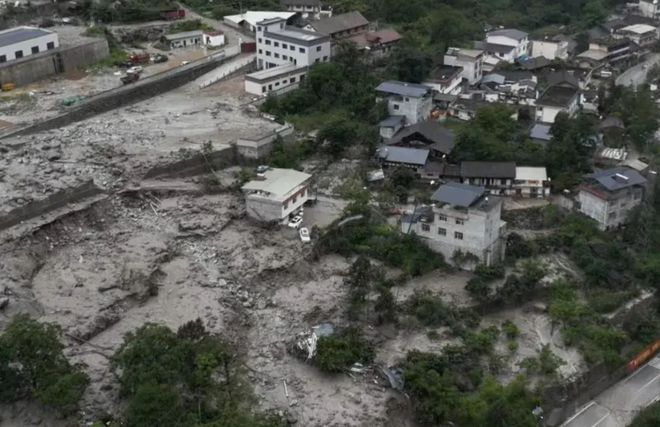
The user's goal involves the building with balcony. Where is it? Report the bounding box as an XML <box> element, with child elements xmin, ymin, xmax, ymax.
<box><xmin>241</xmin><ymin>168</ymin><xmax>312</xmax><ymax>222</ymax></box>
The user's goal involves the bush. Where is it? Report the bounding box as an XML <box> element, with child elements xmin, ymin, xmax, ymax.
<box><xmin>0</xmin><ymin>315</ymin><xmax>89</xmax><ymax>414</ymax></box>
<box><xmin>315</xmin><ymin>328</ymin><xmax>374</xmax><ymax>373</ymax></box>
<box><xmin>629</xmin><ymin>400</ymin><xmax>660</xmax><ymax>427</ymax></box>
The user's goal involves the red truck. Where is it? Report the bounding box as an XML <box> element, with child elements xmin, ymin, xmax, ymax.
<box><xmin>128</xmin><ymin>53</ymin><xmax>151</xmax><ymax>65</ymax></box>
<box><xmin>162</xmin><ymin>9</ymin><xmax>185</xmax><ymax>20</ymax></box>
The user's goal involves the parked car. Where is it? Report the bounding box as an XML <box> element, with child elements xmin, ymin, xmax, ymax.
<box><xmin>288</xmin><ymin>216</ymin><xmax>303</xmax><ymax>229</ymax></box>
<box><xmin>299</xmin><ymin>227</ymin><xmax>311</xmax><ymax>242</ymax></box>
<box><xmin>256</xmin><ymin>165</ymin><xmax>269</xmax><ymax>176</ymax></box>
<box><xmin>127</xmin><ymin>66</ymin><xmax>143</xmax><ymax>75</ymax></box>
<box><xmin>152</xmin><ymin>54</ymin><xmax>169</xmax><ymax>63</ymax></box>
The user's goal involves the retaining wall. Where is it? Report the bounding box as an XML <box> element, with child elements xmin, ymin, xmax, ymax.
<box><xmin>0</xmin><ymin>180</ymin><xmax>103</xmax><ymax>232</ymax></box>
<box><xmin>3</xmin><ymin>50</ymin><xmax>237</xmax><ymax>138</ymax></box>
<box><xmin>144</xmin><ymin>146</ymin><xmax>237</xmax><ymax>179</ymax></box>
<box><xmin>0</xmin><ymin>39</ymin><xmax>110</xmax><ymax>87</ymax></box>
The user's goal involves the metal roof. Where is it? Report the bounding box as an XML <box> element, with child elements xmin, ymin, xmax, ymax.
<box><xmin>378</xmin><ymin>146</ymin><xmax>429</xmax><ymax>166</ymax></box>
<box><xmin>376</xmin><ymin>80</ymin><xmax>431</xmax><ymax>98</ymax></box>
<box><xmin>431</xmin><ymin>182</ymin><xmax>486</xmax><ymax>207</ymax></box>
<box><xmin>515</xmin><ymin>167</ymin><xmax>547</xmax><ymax>181</ymax></box>
<box><xmin>379</xmin><ymin>115</ymin><xmax>405</xmax><ymax>128</ymax></box>
<box><xmin>586</xmin><ymin>167</ymin><xmax>646</xmax><ymax>192</ymax></box>
<box><xmin>537</xmin><ymin>85</ymin><xmax>579</xmax><ymax>108</ymax></box>
<box><xmin>309</xmin><ymin>11</ymin><xmax>368</xmax><ymax>35</ymax></box>
<box><xmin>242</xmin><ymin>168</ymin><xmax>311</xmax><ymax>200</ymax></box>
<box><xmin>389</xmin><ymin>120</ymin><xmax>455</xmax><ymax>154</ymax></box>
<box><xmin>0</xmin><ymin>27</ymin><xmax>53</xmax><ymax>48</ymax></box>
<box><xmin>487</xmin><ymin>28</ymin><xmax>529</xmax><ymax>41</ymax></box>
<box><xmin>164</xmin><ymin>30</ymin><xmax>203</xmax><ymax>41</ymax></box>
<box><xmin>530</xmin><ymin>123</ymin><xmax>552</xmax><ymax>141</ymax></box>
<box><xmin>461</xmin><ymin>161</ymin><xmax>516</xmax><ymax>179</ymax></box>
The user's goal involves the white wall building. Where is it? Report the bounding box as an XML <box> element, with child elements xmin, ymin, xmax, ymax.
<box><xmin>444</xmin><ymin>47</ymin><xmax>484</xmax><ymax>84</ymax></box>
<box><xmin>615</xmin><ymin>24</ymin><xmax>658</xmax><ymax>47</ymax></box>
<box><xmin>164</xmin><ymin>30</ymin><xmax>203</xmax><ymax>49</ymax></box>
<box><xmin>402</xmin><ymin>182</ymin><xmax>506</xmax><ymax>268</ymax></box>
<box><xmin>423</xmin><ymin>65</ymin><xmax>463</xmax><ymax>95</ymax></box>
<box><xmin>639</xmin><ymin>0</ymin><xmax>660</xmax><ymax>19</ymax></box>
<box><xmin>376</xmin><ymin>81</ymin><xmax>433</xmax><ymax>125</ymax></box>
<box><xmin>577</xmin><ymin>168</ymin><xmax>647</xmax><ymax>230</ymax></box>
<box><xmin>0</xmin><ymin>26</ymin><xmax>59</xmax><ymax>64</ymax></box>
<box><xmin>531</xmin><ymin>38</ymin><xmax>568</xmax><ymax>60</ymax></box>
<box><xmin>246</xmin><ymin>17</ymin><xmax>331</xmax><ymax>95</ymax></box>
<box><xmin>513</xmin><ymin>167</ymin><xmax>550</xmax><ymax>198</ymax></box>
<box><xmin>203</xmin><ymin>30</ymin><xmax>226</xmax><ymax>48</ymax></box>
<box><xmin>241</xmin><ymin>168</ymin><xmax>312</xmax><ymax>222</ymax></box>
<box><xmin>535</xmin><ymin>85</ymin><xmax>580</xmax><ymax>124</ymax></box>
<box><xmin>485</xmin><ymin>28</ymin><xmax>530</xmax><ymax>63</ymax></box>
<box><xmin>223</xmin><ymin>11</ymin><xmax>296</xmax><ymax>32</ymax></box>
<box><xmin>281</xmin><ymin>0</ymin><xmax>332</xmax><ymax>20</ymax></box>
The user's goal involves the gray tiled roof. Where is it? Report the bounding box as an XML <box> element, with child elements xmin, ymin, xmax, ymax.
<box><xmin>379</xmin><ymin>115</ymin><xmax>405</xmax><ymax>128</ymax></box>
<box><xmin>537</xmin><ymin>85</ymin><xmax>579</xmax><ymax>107</ymax></box>
<box><xmin>431</xmin><ymin>182</ymin><xmax>486</xmax><ymax>207</ymax></box>
<box><xmin>309</xmin><ymin>11</ymin><xmax>368</xmax><ymax>35</ymax></box>
<box><xmin>0</xmin><ymin>27</ymin><xmax>52</xmax><ymax>48</ymax></box>
<box><xmin>461</xmin><ymin>161</ymin><xmax>516</xmax><ymax>179</ymax></box>
<box><xmin>378</xmin><ymin>146</ymin><xmax>429</xmax><ymax>166</ymax></box>
<box><xmin>376</xmin><ymin>80</ymin><xmax>432</xmax><ymax>98</ymax></box>
<box><xmin>586</xmin><ymin>167</ymin><xmax>646</xmax><ymax>192</ymax></box>
<box><xmin>389</xmin><ymin>120</ymin><xmax>455</xmax><ymax>154</ymax></box>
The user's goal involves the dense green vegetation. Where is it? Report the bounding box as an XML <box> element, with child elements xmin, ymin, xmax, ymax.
<box><xmin>0</xmin><ymin>315</ymin><xmax>89</xmax><ymax>415</ymax></box>
<box><xmin>113</xmin><ymin>320</ymin><xmax>283</xmax><ymax>426</ymax></box>
<box><xmin>315</xmin><ymin>327</ymin><xmax>375</xmax><ymax>373</ymax></box>
<box><xmin>630</xmin><ymin>400</ymin><xmax>660</xmax><ymax>427</ymax></box>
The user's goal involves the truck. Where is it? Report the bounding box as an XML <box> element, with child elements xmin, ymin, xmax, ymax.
<box><xmin>128</xmin><ymin>53</ymin><xmax>151</xmax><ymax>65</ymax></box>
<box><xmin>120</xmin><ymin>73</ymin><xmax>140</xmax><ymax>85</ymax></box>
<box><xmin>161</xmin><ymin>9</ymin><xmax>185</xmax><ymax>20</ymax></box>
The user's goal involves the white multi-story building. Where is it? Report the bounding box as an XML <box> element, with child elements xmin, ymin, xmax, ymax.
<box><xmin>578</xmin><ymin>168</ymin><xmax>647</xmax><ymax>230</ymax></box>
<box><xmin>513</xmin><ymin>167</ymin><xmax>550</xmax><ymax>198</ymax></box>
<box><xmin>639</xmin><ymin>0</ymin><xmax>660</xmax><ymax>19</ymax></box>
<box><xmin>402</xmin><ymin>182</ymin><xmax>506</xmax><ymax>268</ymax></box>
<box><xmin>376</xmin><ymin>81</ymin><xmax>433</xmax><ymax>125</ymax></box>
<box><xmin>535</xmin><ymin>84</ymin><xmax>580</xmax><ymax>124</ymax></box>
<box><xmin>423</xmin><ymin>65</ymin><xmax>463</xmax><ymax>95</ymax></box>
<box><xmin>0</xmin><ymin>26</ymin><xmax>59</xmax><ymax>64</ymax></box>
<box><xmin>485</xmin><ymin>28</ymin><xmax>529</xmax><ymax>63</ymax></box>
<box><xmin>241</xmin><ymin>167</ymin><xmax>312</xmax><ymax>222</ymax></box>
<box><xmin>246</xmin><ymin>17</ymin><xmax>331</xmax><ymax>95</ymax></box>
<box><xmin>281</xmin><ymin>0</ymin><xmax>332</xmax><ymax>20</ymax></box>
<box><xmin>614</xmin><ymin>24</ymin><xmax>659</xmax><ymax>47</ymax></box>
<box><xmin>444</xmin><ymin>47</ymin><xmax>484</xmax><ymax>84</ymax></box>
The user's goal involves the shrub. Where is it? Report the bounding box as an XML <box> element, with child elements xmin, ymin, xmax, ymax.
<box><xmin>315</xmin><ymin>328</ymin><xmax>374</xmax><ymax>373</ymax></box>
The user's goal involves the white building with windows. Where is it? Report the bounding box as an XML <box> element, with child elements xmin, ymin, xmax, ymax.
<box><xmin>639</xmin><ymin>0</ymin><xmax>660</xmax><ymax>19</ymax></box>
<box><xmin>241</xmin><ymin>168</ymin><xmax>312</xmax><ymax>222</ymax></box>
<box><xmin>577</xmin><ymin>168</ymin><xmax>647</xmax><ymax>230</ymax></box>
<box><xmin>531</xmin><ymin>38</ymin><xmax>569</xmax><ymax>60</ymax></box>
<box><xmin>402</xmin><ymin>182</ymin><xmax>506</xmax><ymax>268</ymax></box>
<box><xmin>0</xmin><ymin>26</ymin><xmax>59</xmax><ymax>64</ymax></box>
<box><xmin>376</xmin><ymin>81</ymin><xmax>433</xmax><ymax>125</ymax></box>
<box><xmin>281</xmin><ymin>0</ymin><xmax>332</xmax><ymax>20</ymax></box>
<box><xmin>485</xmin><ymin>28</ymin><xmax>529</xmax><ymax>63</ymax></box>
<box><xmin>444</xmin><ymin>47</ymin><xmax>484</xmax><ymax>84</ymax></box>
<box><xmin>246</xmin><ymin>17</ymin><xmax>331</xmax><ymax>95</ymax></box>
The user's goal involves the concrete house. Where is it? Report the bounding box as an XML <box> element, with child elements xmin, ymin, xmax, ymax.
<box><xmin>402</xmin><ymin>182</ymin><xmax>506</xmax><ymax>267</ymax></box>
<box><xmin>281</xmin><ymin>0</ymin><xmax>332</xmax><ymax>20</ymax></box>
<box><xmin>485</xmin><ymin>28</ymin><xmax>530</xmax><ymax>62</ymax></box>
<box><xmin>305</xmin><ymin>11</ymin><xmax>369</xmax><ymax>42</ymax></box>
<box><xmin>0</xmin><ymin>26</ymin><xmax>59</xmax><ymax>63</ymax></box>
<box><xmin>164</xmin><ymin>30</ymin><xmax>203</xmax><ymax>49</ymax></box>
<box><xmin>577</xmin><ymin>167</ymin><xmax>647</xmax><ymax>230</ymax></box>
<box><xmin>460</xmin><ymin>161</ymin><xmax>517</xmax><ymax>195</ymax></box>
<box><xmin>246</xmin><ymin>17</ymin><xmax>331</xmax><ymax>95</ymax></box>
<box><xmin>378</xmin><ymin>115</ymin><xmax>405</xmax><ymax>140</ymax></box>
<box><xmin>423</xmin><ymin>65</ymin><xmax>463</xmax><ymax>95</ymax></box>
<box><xmin>242</xmin><ymin>168</ymin><xmax>312</xmax><ymax>222</ymax></box>
<box><xmin>235</xmin><ymin>123</ymin><xmax>295</xmax><ymax>159</ymax></box>
<box><xmin>444</xmin><ymin>47</ymin><xmax>484</xmax><ymax>84</ymax></box>
<box><xmin>639</xmin><ymin>0</ymin><xmax>660</xmax><ymax>19</ymax></box>
<box><xmin>531</xmin><ymin>37</ymin><xmax>569</xmax><ymax>60</ymax></box>
<box><xmin>535</xmin><ymin>85</ymin><xmax>580</xmax><ymax>124</ymax></box>
<box><xmin>376</xmin><ymin>81</ymin><xmax>433</xmax><ymax>125</ymax></box>
<box><xmin>576</xmin><ymin>39</ymin><xmax>635</xmax><ymax>68</ymax></box>
<box><xmin>513</xmin><ymin>167</ymin><xmax>550</xmax><ymax>198</ymax></box>
<box><xmin>204</xmin><ymin>30</ymin><xmax>225</xmax><ymax>47</ymax></box>
<box><xmin>614</xmin><ymin>23</ymin><xmax>658</xmax><ymax>47</ymax></box>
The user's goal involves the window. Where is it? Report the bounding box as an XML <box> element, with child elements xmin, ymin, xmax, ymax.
<box><xmin>438</xmin><ymin>214</ymin><xmax>447</xmax><ymax>221</ymax></box>
<box><xmin>393</xmin><ymin>104</ymin><xmax>399</xmax><ymax>110</ymax></box>
<box><xmin>293</xmin><ymin>196</ymin><xmax>297</xmax><ymax>203</ymax></box>
<box><xmin>262</xmin><ymin>86</ymin><xmax>266</xmax><ymax>93</ymax></box>
<box><xmin>268</xmin><ymin>84</ymin><xmax>273</xmax><ymax>90</ymax></box>
<box><xmin>258</xmin><ymin>26</ymin><xmax>262</xmax><ymax>32</ymax></box>
<box><xmin>404</xmin><ymin>97</ymin><xmax>409</xmax><ymax>102</ymax></box>
<box><xmin>258</xmin><ymin>49</ymin><xmax>263</xmax><ymax>54</ymax></box>
<box><xmin>455</xmin><ymin>219</ymin><xmax>464</xmax><ymax>225</ymax></box>
<box><xmin>283</xmin><ymin>43</ymin><xmax>288</xmax><ymax>49</ymax></box>
<box><xmin>283</xmin><ymin>55</ymin><xmax>288</xmax><ymax>60</ymax></box>
<box><xmin>500</xmin><ymin>179</ymin><xmax>507</xmax><ymax>185</ymax></box>
<box><xmin>274</xmin><ymin>42</ymin><xmax>279</xmax><ymax>47</ymax></box>
<box><xmin>275</xmin><ymin>82</ymin><xmax>280</xmax><ymax>86</ymax></box>
<box><xmin>266</xmin><ymin>51</ymin><xmax>271</xmax><ymax>56</ymax></box>
<box><xmin>323</xmin><ymin>55</ymin><xmax>328</xmax><ymax>61</ymax></box>
<box><xmin>290</xmin><ymin>45</ymin><xmax>295</xmax><ymax>51</ymax></box>
<box><xmin>258</xmin><ymin>38</ymin><xmax>262</xmax><ymax>43</ymax></box>
<box><xmin>299</xmin><ymin>47</ymin><xmax>306</xmax><ymax>53</ymax></box>
<box><xmin>280</xmin><ymin>23</ymin><xmax>284</xmax><ymax>29</ymax></box>
<box><xmin>274</xmin><ymin>53</ymin><xmax>280</xmax><ymax>58</ymax></box>
<box><xmin>454</xmin><ymin>232</ymin><xmax>464</xmax><ymax>240</ymax></box>
<box><xmin>265</xmin><ymin>40</ymin><xmax>271</xmax><ymax>45</ymax></box>
<box><xmin>316</xmin><ymin>46</ymin><xmax>322</xmax><ymax>51</ymax></box>
<box><xmin>14</xmin><ymin>50</ymin><xmax>23</xmax><ymax>59</ymax></box>
<box><xmin>421</xmin><ymin>224</ymin><xmax>430</xmax><ymax>232</ymax></box>
<box><xmin>608</xmin><ymin>212</ymin><xmax>617</xmax><ymax>219</ymax></box>
<box><xmin>290</xmin><ymin>77</ymin><xmax>296</xmax><ymax>83</ymax></box>
<box><xmin>437</xmin><ymin>227</ymin><xmax>447</xmax><ymax>236</ymax></box>
<box><xmin>0</xmin><ymin>55</ymin><xmax>5</xmax><ymax>63</ymax></box>
<box><xmin>31</xmin><ymin>46</ymin><xmax>39</xmax><ymax>54</ymax></box>
<box><xmin>315</xmin><ymin>58</ymin><xmax>319</xmax><ymax>63</ymax></box>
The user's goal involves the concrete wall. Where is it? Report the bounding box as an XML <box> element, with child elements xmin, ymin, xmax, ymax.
<box><xmin>236</xmin><ymin>123</ymin><xmax>294</xmax><ymax>159</ymax></box>
<box><xmin>143</xmin><ymin>146</ymin><xmax>236</xmax><ymax>179</ymax></box>
<box><xmin>0</xmin><ymin>38</ymin><xmax>109</xmax><ymax>87</ymax></box>
<box><xmin>0</xmin><ymin>180</ymin><xmax>103</xmax><ymax>231</ymax></box>
<box><xmin>3</xmin><ymin>50</ymin><xmax>235</xmax><ymax>138</ymax></box>
<box><xmin>387</xmin><ymin>95</ymin><xmax>432</xmax><ymax>125</ymax></box>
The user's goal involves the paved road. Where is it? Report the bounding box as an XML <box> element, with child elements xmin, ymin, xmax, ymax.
<box><xmin>616</xmin><ymin>54</ymin><xmax>660</xmax><ymax>88</ymax></box>
<box><xmin>561</xmin><ymin>355</ymin><xmax>660</xmax><ymax>427</ymax></box>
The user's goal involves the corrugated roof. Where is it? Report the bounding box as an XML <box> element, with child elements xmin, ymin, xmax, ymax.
<box><xmin>431</xmin><ymin>182</ymin><xmax>486</xmax><ymax>207</ymax></box>
<box><xmin>309</xmin><ymin>11</ymin><xmax>368</xmax><ymax>36</ymax></box>
<box><xmin>0</xmin><ymin>26</ymin><xmax>53</xmax><ymax>48</ymax></box>
<box><xmin>488</xmin><ymin>28</ymin><xmax>529</xmax><ymax>41</ymax></box>
<box><xmin>461</xmin><ymin>161</ymin><xmax>516</xmax><ymax>178</ymax></box>
<box><xmin>376</xmin><ymin>80</ymin><xmax>431</xmax><ymax>98</ymax></box>
<box><xmin>378</xmin><ymin>146</ymin><xmax>429</xmax><ymax>166</ymax></box>
<box><xmin>586</xmin><ymin>167</ymin><xmax>646</xmax><ymax>192</ymax></box>
<box><xmin>242</xmin><ymin>168</ymin><xmax>311</xmax><ymax>199</ymax></box>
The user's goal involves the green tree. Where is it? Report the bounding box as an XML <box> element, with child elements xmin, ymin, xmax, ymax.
<box><xmin>315</xmin><ymin>328</ymin><xmax>374</xmax><ymax>373</ymax></box>
<box><xmin>0</xmin><ymin>315</ymin><xmax>89</xmax><ymax>414</ymax></box>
